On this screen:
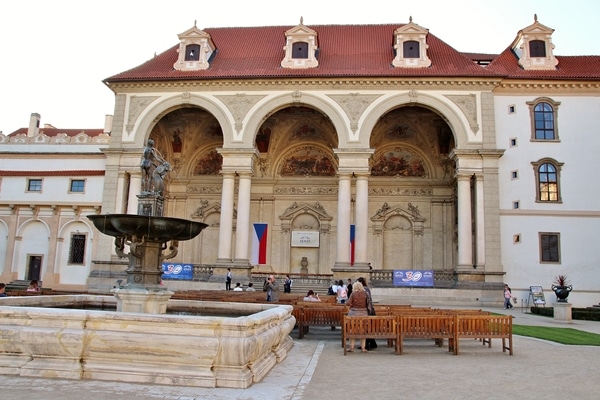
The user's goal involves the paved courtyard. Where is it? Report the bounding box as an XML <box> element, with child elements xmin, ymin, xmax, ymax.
<box><xmin>1</xmin><ymin>307</ymin><xmax>599</xmax><ymax>400</ymax></box>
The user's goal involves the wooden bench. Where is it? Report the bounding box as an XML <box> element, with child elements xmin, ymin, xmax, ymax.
<box><xmin>397</xmin><ymin>314</ymin><xmax>455</xmax><ymax>354</ymax></box>
<box><xmin>297</xmin><ymin>305</ymin><xmax>347</xmax><ymax>340</ymax></box>
<box><xmin>454</xmin><ymin>315</ymin><xmax>513</xmax><ymax>355</ymax></box>
<box><xmin>342</xmin><ymin>315</ymin><xmax>398</xmax><ymax>355</ymax></box>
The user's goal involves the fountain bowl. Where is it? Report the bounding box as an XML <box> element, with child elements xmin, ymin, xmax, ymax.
<box><xmin>87</xmin><ymin>214</ymin><xmax>208</xmax><ymax>242</ymax></box>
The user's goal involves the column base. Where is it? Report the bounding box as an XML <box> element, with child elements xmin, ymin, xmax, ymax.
<box><xmin>553</xmin><ymin>302</ymin><xmax>573</xmax><ymax>323</ymax></box>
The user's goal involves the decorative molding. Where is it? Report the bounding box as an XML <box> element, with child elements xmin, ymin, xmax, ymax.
<box><xmin>369</xmin><ymin>187</ymin><xmax>433</xmax><ymax>196</ymax></box>
<box><xmin>274</xmin><ymin>186</ymin><xmax>338</xmax><ymax>195</ymax></box>
<box><xmin>187</xmin><ymin>185</ymin><xmax>222</xmax><ymax>194</ymax></box>
<box><xmin>446</xmin><ymin>94</ymin><xmax>479</xmax><ymax>133</ymax></box>
<box><xmin>328</xmin><ymin>93</ymin><xmax>382</xmax><ymax>133</ymax></box>
<box><xmin>215</xmin><ymin>94</ymin><xmax>265</xmax><ymax>133</ymax></box>
<box><xmin>127</xmin><ymin>96</ymin><xmax>158</xmax><ymax>131</ymax></box>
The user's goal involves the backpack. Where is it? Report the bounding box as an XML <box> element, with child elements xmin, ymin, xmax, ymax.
<box><xmin>327</xmin><ymin>286</ymin><xmax>335</xmax><ymax>295</ymax></box>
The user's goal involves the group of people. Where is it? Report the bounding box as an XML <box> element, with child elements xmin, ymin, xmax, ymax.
<box><xmin>0</xmin><ymin>280</ymin><xmax>41</xmax><ymax>297</ymax></box>
<box><xmin>306</xmin><ymin>276</ymin><xmax>377</xmax><ymax>353</ymax></box>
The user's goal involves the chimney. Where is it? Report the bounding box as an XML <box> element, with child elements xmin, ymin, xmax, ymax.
<box><xmin>28</xmin><ymin>113</ymin><xmax>41</xmax><ymax>137</ymax></box>
<box><xmin>104</xmin><ymin>114</ymin><xmax>113</xmax><ymax>134</ymax></box>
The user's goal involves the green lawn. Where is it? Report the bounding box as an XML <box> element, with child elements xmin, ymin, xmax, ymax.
<box><xmin>513</xmin><ymin>325</ymin><xmax>600</xmax><ymax>346</ymax></box>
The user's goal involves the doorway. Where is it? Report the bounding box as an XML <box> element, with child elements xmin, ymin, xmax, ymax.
<box><xmin>26</xmin><ymin>254</ymin><xmax>43</xmax><ymax>281</ymax></box>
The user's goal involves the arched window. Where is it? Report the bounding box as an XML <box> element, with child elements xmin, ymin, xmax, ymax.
<box><xmin>403</xmin><ymin>41</ymin><xmax>420</xmax><ymax>58</ymax></box>
<box><xmin>185</xmin><ymin>44</ymin><xmax>201</xmax><ymax>61</ymax></box>
<box><xmin>292</xmin><ymin>42</ymin><xmax>309</xmax><ymax>59</ymax></box>
<box><xmin>529</xmin><ymin>40</ymin><xmax>546</xmax><ymax>57</ymax></box>
<box><xmin>532</xmin><ymin>159</ymin><xmax>563</xmax><ymax>202</ymax></box>
<box><xmin>527</xmin><ymin>98</ymin><xmax>560</xmax><ymax>141</ymax></box>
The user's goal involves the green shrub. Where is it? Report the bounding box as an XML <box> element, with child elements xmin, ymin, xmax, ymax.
<box><xmin>530</xmin><ymin>306</ymin><xmax>600</xmax><ymax>321</ymax></box>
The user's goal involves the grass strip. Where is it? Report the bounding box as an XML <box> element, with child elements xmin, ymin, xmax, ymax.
<box><xmin>513</xmin><ymin>325</ymin><xmax>600</xmax><ymax>346</ymax></box>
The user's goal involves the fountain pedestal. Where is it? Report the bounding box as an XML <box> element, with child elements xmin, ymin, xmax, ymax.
<box><xmin>112</xmin><ymin>288</ymin><xmax>174</xmax><ymax>313</ymax></box>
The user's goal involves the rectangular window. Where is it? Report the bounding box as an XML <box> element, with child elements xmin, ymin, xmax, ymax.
<box><xmin>511</xmin><ymin>170</ymin><xmax>518</xmax><ymax>180</ymax></box>
<box><xmin>508</xmin><ymin>105</ymin><xmax>516</xmax><ymax>114</ymax></box>
<box><xmin>27</xmin><ymin>179</ymin><xmax>42</xmax><ymax>192</ymax></box>
<box><xmin>513</xmin><ymin>201</ymin><xmax>520</xmax><ymax>209</ymax></box>
<box><xmin>68</xmin><ymin>233</ymin><xmax>86</xmax><ymax>265</ymax></box>
<box><xmin>540</xmin><ymin>232</ymin><xmax>560</xmax><ymax>263</ymax></box>
<box><xmin>70</xmin><ymin>179</ymin><xmax>85</xmax><ymax>193</ymax></box>
<box><xmin>510</xmin><ymin>138</ymin><xmax>517</xmax><ymax>147</ymax></box>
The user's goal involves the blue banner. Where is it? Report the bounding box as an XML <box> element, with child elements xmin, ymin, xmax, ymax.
<box><xmin>393</xmin><ymin>270</ymin><xmax>434</xmax><ymax>287</ymax></box>
<box><xmin>162</xmin><ymin>263</ymin><xmax>194</xmax><ymax>280</ymax></box>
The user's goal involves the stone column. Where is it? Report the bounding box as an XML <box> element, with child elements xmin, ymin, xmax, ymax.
<box><xmin>456</xmin><ymin>174</ymin><xmax>473</xmax><ymax>270</ymax></box>
<box><xmin>354</xmin><ymin>174</ymin><xmax>369</xmax><ymax>266</ymax></box>
<box><xmin>115</xmin><ymin>171</ymin><xmax>127</xmax><ymax>214</ymax></box>
<box><xmin>475</xmin><ymin>173</ymin><xmax>486</xmax><ymax>268</ymax></box>
<box><xmin>334</xmin><ymin>174</ymin><xmax>352</xmax><ymax>268</ymax></box>
<box><xmin>217</xmin><ymin>172</ymin><xmax>235</xmax><ymax>263</ymax></box>
<box><xmin>127</xmin><ymin>171</ymin><xmax>142</xmax><ymax>215</ymax></box>
<box><xmin>234</xmin><ymin>172</ymin><xmax>252</xmax><ymax>265</ymax></box>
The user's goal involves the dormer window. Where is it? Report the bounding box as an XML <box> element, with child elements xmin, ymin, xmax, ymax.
<box><xmin>392</xmin><ymin>17</ymin><xmax>431</xmax><ymax>68</ymax></box>
<box><xmin>403</xmin><ymin>41</ymin><xmax>420</xmax><ymax>58</ymax></box>
<box><xmin>511</xmin><ymin>15</ymin><xmax>558</xmax><ymax>70</ymax></box>
<box><xmin>173</xmin><ymin>23</ymin><xmax>216</xmax><ymax>71</ymax></box>
<box><xmin>292</xmin><ymin>42</ymin><xmax>309</xmax><ymax>59</ymax></box>
<box><xmin>185</xmin><ymin>44</ymin><xmax>201</xmax><ymax>61</ymax></box>
<box><xmin>529</xmin><ymin>40</ymin><xmax>546</xmax><ymax>57</ymax></box>
<box><xmin>281</xmin><ymin>17</ymin><xmax>319</xmax><ymax>69</ymax></box>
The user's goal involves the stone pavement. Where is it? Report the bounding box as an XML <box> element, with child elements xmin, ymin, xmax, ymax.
<box><xmin>2</xmin><ymin>307</ymin><xmax>599</xmax><ymax>400</ymax></box>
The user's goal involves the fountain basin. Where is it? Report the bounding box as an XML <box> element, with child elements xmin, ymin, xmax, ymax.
<box><xmin>87</xmin><ymin>214</ymin><xmax>208</xmax><ymax>242</ymax></box>
<box><xmin>0</xmin><ymin>295</ymin><xmax>295</xmax><ymax>388</ymax></box>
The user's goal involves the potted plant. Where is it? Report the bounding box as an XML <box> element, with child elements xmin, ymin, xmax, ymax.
<box><xmin>551</xmin><ymin>274</ymin><xmax>573</xmax><ymax>303</ymax></box>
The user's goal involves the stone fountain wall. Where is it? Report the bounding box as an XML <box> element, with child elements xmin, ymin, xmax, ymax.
<box><xmin>0</xmin><ymin>295</ymin><xmax>295</xmax><ymax>388</ymax></box>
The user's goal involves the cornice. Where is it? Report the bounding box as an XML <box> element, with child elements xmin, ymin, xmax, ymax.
<box><xmin>106</xmin><ymin>77</ymin><xmax>502</xmax><ymax>93</ymax></box>
<box><xmin>495</xmin><ymin>79</ymin><xmax>600</xmax><ymax>94</ymax></box>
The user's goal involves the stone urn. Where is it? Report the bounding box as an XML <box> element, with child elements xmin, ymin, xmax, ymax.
<box><xmin>300</xmin><ymin>257</ymin><xmax>309</xmax><ymax>275</ymax></box>
<box><xmin>551</xmin><ymin>274</ymin><xmax>572</xmax><ymax>303</ymax></box>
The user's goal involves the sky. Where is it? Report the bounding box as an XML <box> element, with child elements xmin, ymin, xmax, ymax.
<box><xmin>1</xmin><ymin>0</ymin><xmax>599</xmax><ymax>135</ymax></box>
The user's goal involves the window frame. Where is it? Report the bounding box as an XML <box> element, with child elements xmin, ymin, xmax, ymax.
<box><xmin>529</xmin><ymin>40</ymin><xmax>547</xmax><ymax>57</ymax></box>
<box><xmin>69</xmin><ymin>179</ymin><xmax>86</xmax><ymax>193</ymax></box>
<box><xmin>27</xmin><ymin>178</ymin><xmax>43</xmax><ymax>193</ymax></box>
<box><xmin>68</xmin><ymin>232</ymin><xmax>87</xmax><ymax>265</ymax></box>
<box><xmin>531</xmin><ymin>158</ymin><xmax>563</xmax><ymax>203</ymax></box>
<box><xmin>292</xmin><ymin>42</ymin><xmax>309</xmax><ymax>59</ymax></box>
<box><xmin>539</xmin><ymin>232</ymin><xmax>560</xmax><ymax>264</ymax></box>
<box><xmin>527</xmin><ymin>97</ymin><xmax>560</xmax><ymax>142</ymax></box>
<box><xmin>184</xmin><ymin>44</ymin><xmax>201</xmax><ymax>61</ymax></box>
<box><xmin>403</xmin><ymin>40</ymin><xmax>420</xmax><ymax>58</ymax></box>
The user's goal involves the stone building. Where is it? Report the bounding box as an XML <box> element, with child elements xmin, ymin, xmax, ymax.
<box><xmin>1</xmin><ymin>17</ymin><xmax>599</xmax><ymax>306</ymax></box>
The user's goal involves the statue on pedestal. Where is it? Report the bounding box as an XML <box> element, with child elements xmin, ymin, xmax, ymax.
<box><xmin>141</xmin><ymin>139</ymin><xmax>170</xmax><ymax>195</ymax></box>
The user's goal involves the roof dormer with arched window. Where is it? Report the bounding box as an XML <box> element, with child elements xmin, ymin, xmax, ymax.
<box><xmin>173</xmin><ymin>22</ymin><xmax>216</xmax><ymax>71</ymax></box>
<box><xmin>511</xmin><ymin>14</ymin><xmax>558</xmax><ymax>71</ymax></box>
<box><xmin>281</xmin><ymin>17</ymin><xmax>319</xmax><ymax>69</ymax></box>
<box><xmin>392</xmin><ymin>17</ymin><xmax>431</xmax><ymax>68</ymax></box>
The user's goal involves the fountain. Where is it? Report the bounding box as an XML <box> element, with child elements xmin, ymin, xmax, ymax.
<box><xmin>0</xmin><ymin>141</ymin><xmax>295</xmax><ymax>388</ymax></box>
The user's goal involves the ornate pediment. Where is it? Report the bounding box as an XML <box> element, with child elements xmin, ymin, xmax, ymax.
<box><xmin>371</xmin><ymin>202</ymin><xmax>426</xmax><ymax>223</ymax></box>
<box><xmin>279</xmin><ymin>202</ymin><xmax>332</xmax><ymax>222</ymax></box>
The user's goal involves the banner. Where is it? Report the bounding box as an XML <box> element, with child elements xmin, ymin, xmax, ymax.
<box><xmin>350</xmin><ymin>224</ymin><xmax>355</xmax><ymax>266</ymax></box>
<box><xmin>393</xmin><ymin>270</ymin><xmax>434</xmax><ymax>287</ymax></box>
<box><xmin>162</xmin><ymin>263</ymin><xmax>193</xmax><ymax>280</ymax></box>
<box><xmin>252</xmin><ymin>223</ymin><xmax>268</xmax><ymax>265</ymax></box>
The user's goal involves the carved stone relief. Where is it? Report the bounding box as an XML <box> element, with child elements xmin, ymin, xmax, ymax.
<box><xmin>445</xmin><ymin>94</ymin><xmax>479</xmax><ymax>133</ymax></box>
<box><xmin>215</xmin><ymin>94</ymin><xmax>265</xmax><ymax>133</ymax></box>
<box><xmin>328</xmin><ymin>93</ymin><xmax>382</xmax><ymax>133</ymax></box>
<box><xmin>127</xmin><ymin>96</ymin><xmax>159</xmax><ymax>133</ymax></box>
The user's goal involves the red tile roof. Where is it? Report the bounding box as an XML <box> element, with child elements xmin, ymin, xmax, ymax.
<box><xmin>105</xmin><ymin>24</ymin><xmax>499</xmax><ymax>82</ymax></box>
<box><xmin>486</xmin><ymin>47</ymin><xmax>600</xmax><ymax>80</ymax></box>
<box><xmin>7</xmin><ymin>128</ymin><xmax>105</xmax><ymax>137</ymax></box>
<box><xmin>105</xmin><ymin>24</ymin><xmax>600</xmax><ymax>83</ymax></box>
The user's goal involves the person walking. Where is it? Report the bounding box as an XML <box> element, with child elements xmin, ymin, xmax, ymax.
<box><xmin>345</xmin><ymin>281</ymin><xmax>369</xmax><ymax>353</ymax></box>
<box><xmin>225</xmin><ymin>268</ymin><xmax>232</xmax><ymax>291</ymax></box>
<box><xmin>336</xmin><ymin>279</ymin><xmax>348</xmax><ymax>304</ymax></box>
<box><xmin>504</xmin><ymin>284</ymin><xmax>514</xmax><ymax>309</ymax></box>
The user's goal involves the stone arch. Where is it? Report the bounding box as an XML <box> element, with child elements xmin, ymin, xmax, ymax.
<box><xmin>127</xmin><ymin>94</ymin><xmax>234</xmax><ymax>148</ymax></box>
<box><xmin>359</xmin><ymin>92</ymin><xmax>474</xmax><ymax>149</ymax></box>
<box><xmin>243</xmin><ymin>92</ymin><xmax>351</xmax><ymax>149</ymax></box>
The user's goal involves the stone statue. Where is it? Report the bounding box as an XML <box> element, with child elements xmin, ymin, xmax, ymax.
<box><xmin>141</xmin><ymin>139</ymin><xmax>170</xmax><ymax>194</ymax></box>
